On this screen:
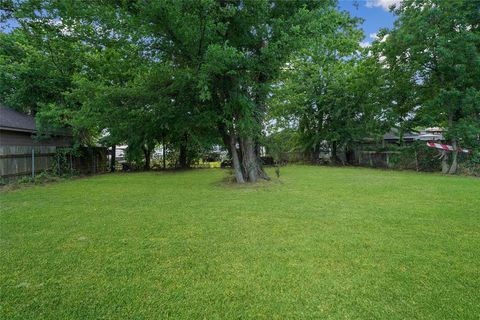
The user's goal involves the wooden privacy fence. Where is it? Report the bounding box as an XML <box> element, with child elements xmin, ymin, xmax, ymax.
<box><xmin>0</xmin><ymin>146</ymin><xmax>108</xmax><ymax>180</ymax></box>
<box><xmin>66</xmin><ymin>147</ymin><xmax>108</xmax><ymax>175</ymax></box>
<box><xmin>0</xmin><ymin>146</ymin><xmax>56</xmax><ymax>179</ymax></box>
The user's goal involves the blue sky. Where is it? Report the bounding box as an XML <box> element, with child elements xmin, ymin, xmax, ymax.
<box><xmin>0</xmin><ymin>19</ymin><xmax>18</xmax><ymax>33</ymax></box>
<box><xmin>338</xmin><ymin>0</ymin><xmax>398</xmax><ymax>46</ymax></box>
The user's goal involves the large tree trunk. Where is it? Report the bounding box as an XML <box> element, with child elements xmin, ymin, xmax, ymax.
<box><xmin>441</xmin><ymin>150</ymin><xmax>449</xmax><ymax>173</ymax></box>
<box><xmin>228</xmin><ymin>134</ymin><xmax>269</xmax><ymax>183</ymax></box>
<box><xmin>229</xmin><ymin>134</ymin><xmax>245</xmax><ymax>183</ymax></box>
<box><xmin>216</xmin><ymin>76</ymin><xmax>269</xmax><ymax>183</ymax></box>
<box><xmin>447</xmin><ymin>112</ymin><xmax>458</xmax><ymax>174</ymax></box>
<box><xmin>448</xmin><ymin>139</ymin><xmax>458</xmax><ymax>174</ymax></box>
<box><xmin>241</xmin><ymin>137</ymin><xmax>258</xmax><ymax>183</ymax></box>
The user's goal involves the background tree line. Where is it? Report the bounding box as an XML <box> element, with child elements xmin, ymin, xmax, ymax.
<box><xmin>0</xmin><ymin>0</ymin><xmax>478</xmax><ymax>181</ymax></box>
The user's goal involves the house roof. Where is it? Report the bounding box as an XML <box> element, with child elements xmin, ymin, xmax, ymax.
<box><xmin>0</xmin><ymin>106</ymin><xmax>36</xmax><ymax>133</ymax></box>
<box><xmin>0</xmin><ymin>106</ymin><xmax>72</xmax><ymax>137</ymax></box>
<box><xmin>383</xmin><ymin>128</ymin><xmax>419</xmax><ymax>141</ymax></box>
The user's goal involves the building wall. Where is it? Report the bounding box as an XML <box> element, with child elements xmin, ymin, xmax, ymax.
<box><xmin>0</xmin><ymin>129</ymin><xmax>72</xmax><ymax>147</ymax></box>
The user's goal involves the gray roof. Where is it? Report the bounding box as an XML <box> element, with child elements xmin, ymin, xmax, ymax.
<box><xmin>383</xmin><ymin>128</ymin><xmax>419</xmax><ymax>141</ymax></box>
<box><xmin>0</xmin><ymin>107</ymin><xmax>36</xmax><ymax>133</ymax></box>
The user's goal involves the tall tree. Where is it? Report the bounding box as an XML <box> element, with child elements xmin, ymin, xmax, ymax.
<box><xmin>380</xmin><ymin>0</ymin><xmax>480</xmax><ymax>173</ymax></box>
<box><xmin>269</xmin><ymin>8</ymin><xmax>385</xmax><ymax>163</ymax></box>
<box><xmin>136</xmin><ymin>0</ymin><xmax>356</xmax><ymax>182</ymax></box>
<box><xmin>3</xmin><ymin>0</ymin><xmax>401</xmax><ymax>180</ymax></box>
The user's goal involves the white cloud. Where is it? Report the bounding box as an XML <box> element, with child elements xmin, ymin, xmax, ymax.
<box><xmin>365</xmin><ymin>0</ymin><xmax>402</xmax><ymax>11</ymax></box>
<box><xmin>369</xmin><ymin>32</ymin><xmax>389</xmax><ymax>43</ymax></box>
<box><xmin>359</xmin><ymin>41</ymin><xmax>371</xmax><ymax>48</ymax></box>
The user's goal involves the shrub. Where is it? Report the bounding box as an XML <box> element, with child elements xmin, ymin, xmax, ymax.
<box><xmin>17</xmin><ymin>176</ymin><xmax>33</xmax><ymax>184</ymax></box>
<box><xmin>35</xmin><ymin>171</ymin><xmax>61</xmax><ymax>184</ymax></box>
<box><xmin>459</xmin><ymin>151</ymin><xmax>480</xmax><ymax>176</ymax></box>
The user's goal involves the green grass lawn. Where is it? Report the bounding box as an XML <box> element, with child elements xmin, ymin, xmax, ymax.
<box><xmin>1</xmin><ymin>166</ymin><xmax>479</xmax><ymax>319</ymax></box>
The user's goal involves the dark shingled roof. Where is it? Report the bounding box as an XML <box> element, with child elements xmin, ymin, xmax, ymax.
<box><xmin>383</xmin><ymin>128</ymin><xmax>419</xmax><ymax>141</ymax></box>
<box><xmin>0</xmin><ymin>106</ymin><xmax>37</xmax><ymax>133</ymax></box>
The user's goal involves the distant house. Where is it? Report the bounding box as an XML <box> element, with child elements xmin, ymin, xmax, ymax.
<box><xmin>114</xmin><ymin>145</ymin><xmax>128</xmax><ymax>162</ymax></box>
<box><xmin>417</xmin><ymin>127</ymin><xmax>444</xmax><ymax>141</ymax></box>
<box><xmin>382</xmin><ymin>127</ymin><xmax>444</xmax><ymax>144</ymax></box>
<box><xmin>0</xmin><ymin>107</ymin><xmax>71</xmax><ymax>147</ymax></box>
<box><xmin>382</xmin><ymin>128</ymin><xmax>419</xmax><ymax>144</ymax></box>
<box><xmin>0</xmin><ymin>106</ymin><xmax>107</xmax><ymax>180</ymax></box>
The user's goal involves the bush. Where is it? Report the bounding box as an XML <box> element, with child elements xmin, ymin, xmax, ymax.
<box><xmin>385</xmin><ymin>143</ymin><xmax>442</xmax><ymax>171</ymax></box>
<box><xmin>220</xmin><ymin>159</ymin><xmax>232</xmax><ymax>168</ymax></box>
<box><xmin>459</xmin><ymin>151</ymin><xmax>480</xmax><ymax>176</ymax></box>
<box><xmin>260</xmin><ymin>156</ymin><xmax>275</xmax><ymax>166</ymax></box>
<box><xmin>357</xmin><ymin>143</ymin><xmax>443</xmax><ymax>172</ymax></box>
<box><xmin>35</xmin><ymin>171</ymin><xmax>62</xmax><ymax>184</ymax></box>
<box><xmin>53</xmin><ymin>148</ymin><xmax>79</xmax><ymax>176</ymax></box>
<box><xmin>17</xmin><ymin>176</ymin><xmax>33</xmax><ymax>184</ymax></box>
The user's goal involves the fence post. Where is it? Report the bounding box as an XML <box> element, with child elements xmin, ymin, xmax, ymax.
<box><xmin>31</xmin><ymin>147</ymin><xmax>35</xmax><ymax>180</ymax></box>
